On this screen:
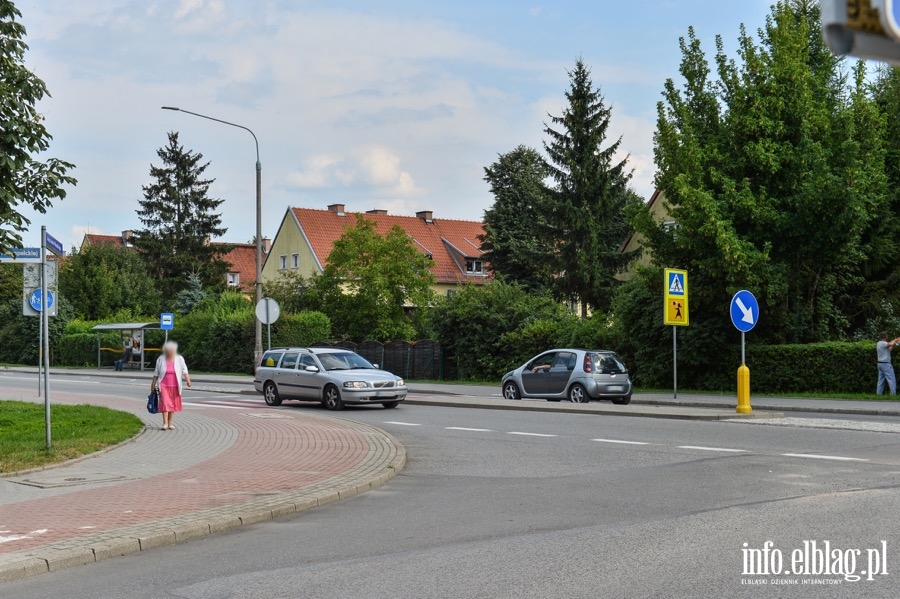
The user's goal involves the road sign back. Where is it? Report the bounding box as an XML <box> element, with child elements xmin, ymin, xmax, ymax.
<box><xmin>664</xmin><ymin>268</ymin><xmax>689</xmax><ymax>326</ymax></box>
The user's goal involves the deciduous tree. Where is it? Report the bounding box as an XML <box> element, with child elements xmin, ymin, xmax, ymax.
<box><xmin>0</xmin><ymin>0</ymin><xmax>76</xmax><ymax>255</ymax></box>
<box><xmin>315</xmin><ymin>216</ymin><xmax>434</xmax><ymax>341</ymax></box>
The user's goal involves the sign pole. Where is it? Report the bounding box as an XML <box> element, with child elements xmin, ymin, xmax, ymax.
<box><xmin>41</xmin><ymin>226</ymin><xmax>51</xmax><ymax>449</ymax></box>
<box><xmin>673</xmin><ymin>326</ymin><xmax>678</xmax><ymax>399</ymax></box>
<box><xmin>266</xmin><ymin>300</ymin><xmax>271</xmax><ymax>350</ymax></box>
<box><xmin>741</xmin><ymin>332</ymin><xmax>745</xmax><ymax>366</ymax></box>
<box><xmin>37</xmin><ymin>286</ymin><xmax>42</xmax><ymax>397</ymax></box>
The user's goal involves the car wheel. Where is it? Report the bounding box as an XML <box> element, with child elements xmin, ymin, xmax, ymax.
<box><xmin>382</xmin><ymin>401</ymin><xmax>399</xmax><ymax>409</ymax></box>
<box><xmin>323</xmin><ymin>385</ymin><xmax>345</xmax><ymax>411</ymax></box>
<box><xmin>502</xmin><ymin>382</ymin><xmax>521</xmax><ymax>400</ymax></box>
<box><xmin>263</xmin><ymin>382</ymin><xmax>282</xmax><ymax>407</ymax></box>
<box><xmin>568</xmin><ymin>384</ymin><xmax>590</xmax><ymax>404</ymax></box>
<box><xmin>612</xmin><ymin>395</ymin><xmax>632</xmax><ymax>405</ymax></box>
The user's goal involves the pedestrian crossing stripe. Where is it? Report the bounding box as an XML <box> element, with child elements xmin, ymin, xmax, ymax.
<box><xmin>668</xmin><ymin>272</ymin><xmax>685</xmax><ymax>295</ymax></box>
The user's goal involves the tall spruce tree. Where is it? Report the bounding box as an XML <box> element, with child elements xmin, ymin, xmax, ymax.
<box><xmin>480</xmin><ymin>146</ymin><xmax>554</xmax><ymax>292</ymax></box>
<box><xmin>135</xmin><ymin>132</ymin><xmax>230</xmax><ymax>300</ymax></box>
<box><xmin>543</xmin><ymin>59</ymin><xmax>637</xmax><ymax>316</ymax></box>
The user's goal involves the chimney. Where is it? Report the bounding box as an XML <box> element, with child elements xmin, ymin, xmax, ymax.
<box><xmin>366</xmin><ymin>209</ymin><xmax>388</xmax><ymax>215</ymax></box>
<box><xmin>122</xmin><ymin>230</ymin><xmax>135</xmax><ymax>247</ymax></box>
<box><xmin>262</xmin><ymin>237</ymin><xmax>271</xmax><ymax>254</ymax></box>
<box><xmin>327</xmin><ymin>203</ymin><xmax>346</xmax><ymax>216</ymax></box>
<box><xmin>416</xmin><ymin>210</ymin><xmax>434</xmax><ymax>223</ymax></box>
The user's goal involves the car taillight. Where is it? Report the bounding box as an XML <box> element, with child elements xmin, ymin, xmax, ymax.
<box><xmin>583</xmin><ymin>354</ymin><xmax>592</xmax><ymax>373</ymax></box>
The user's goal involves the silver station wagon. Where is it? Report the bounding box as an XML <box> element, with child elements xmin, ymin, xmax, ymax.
<box><xmin>254</xmin><ymin>347</ymin><xmax>408</xmax><ymax>410</ymax></box>
<box><xmin>501</xmin><ymin>348</ymin><xmax>633</xmax><ymax>404</ymax></box>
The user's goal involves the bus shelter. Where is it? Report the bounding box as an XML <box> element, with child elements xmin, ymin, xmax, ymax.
<box><xmin>91</xmin><ymin>322</ymin><xmax>162</xmax><ymax>372</ymax></box>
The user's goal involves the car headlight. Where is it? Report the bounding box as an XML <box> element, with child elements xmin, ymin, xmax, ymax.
<box><xmin>343</xmin><ymin>381</ymin><xmax>369</xmax><ymax>389</ymax></box>
<box><xmin>396</xmin><ymin>378</ymin><xmax>405</xmax><ymax>387</ymax></box>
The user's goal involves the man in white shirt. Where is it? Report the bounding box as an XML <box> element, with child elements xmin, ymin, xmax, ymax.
<box><xmin>876</xmin><ymin>332</ymin><xmax>900</xmax><ymax>395</ymax></box>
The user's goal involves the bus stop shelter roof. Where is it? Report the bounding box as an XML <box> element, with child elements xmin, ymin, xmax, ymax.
<box><xmin>91</xmin><ymin>322</ymin><xmax>161</xmax><ymax>332</ymax></box>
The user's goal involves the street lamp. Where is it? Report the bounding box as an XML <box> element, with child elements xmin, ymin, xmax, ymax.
<box><xmin>161</xmin><ymin>106</ymin><xmax>263</xmax><ymax>365</ymax></box>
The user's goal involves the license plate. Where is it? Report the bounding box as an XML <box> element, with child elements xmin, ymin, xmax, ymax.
<box><xmin>608</xmin><ymin>386</ymin><xmax>624</xmax><ymax>392</ymax></box>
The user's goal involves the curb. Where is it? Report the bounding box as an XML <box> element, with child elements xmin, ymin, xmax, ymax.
<box><xmin>0</xmin><ymin>426</ymin><xmax>148</xmax><ymax>480</ymax></box>
<box><xmin>631</xmin><ymin>398</ymin><xmax>900</xmax><ymax>417</ymax></box>
<box><xmin>0</xmin><ymin>421</ymin><xmax>406</xmax><ymax>584</ymax></box>
<box><xmin>402</xmin><ymin>397</ymin><xmax>783</xmax><ymax>421</ymax></box>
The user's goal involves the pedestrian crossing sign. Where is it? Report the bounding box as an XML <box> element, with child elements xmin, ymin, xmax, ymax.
<box><xmin>668</xmin><ymin>272</ymin><xmax>685</xmax><ymax>296</ymax></box>
<box><xmin>664</xmin><ymin>268</ymin><xmax>689</xmax><ymax>326</ymax></box>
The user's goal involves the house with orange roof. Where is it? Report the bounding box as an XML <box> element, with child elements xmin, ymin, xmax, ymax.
<box><xmin>617</xmin><ymin>189</ymin><xmax>674</xmax><ymax>280</ymax></box>
<box><xmin>80</xmin><ymin>230</ymin><xmax>266</xmax><ymax>292</ymax></box>
<box><xmin>261</xmin><ymin>204</ymin><xmax>489</xmax><ymax>296</ymax></box>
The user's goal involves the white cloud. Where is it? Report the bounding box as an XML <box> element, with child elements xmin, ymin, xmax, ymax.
<box><xmin>174</xmin><ymin>0</ymin><xmax>204</xmax><ymax>20</ymax></box>
<box><xmin>287</xmin><ymin>146</ymin><xmax>422</xmax><ymax>197</ymax></box>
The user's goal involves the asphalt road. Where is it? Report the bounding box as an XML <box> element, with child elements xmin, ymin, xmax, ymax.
<box><xmin>2</xmin><ymin>373</ymin><xmax>900</xmax><ymax>598</ymax></box>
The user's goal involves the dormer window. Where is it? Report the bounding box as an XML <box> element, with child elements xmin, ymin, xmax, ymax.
<box><xmin>465</xmin><ymin>259</ymin><xmax>484</xmax><ymax>274</ymax></box>
<box><xmin>227</xmin><ymin>272</ymin><xmax>240</xmax><ymax>287</ymax></box>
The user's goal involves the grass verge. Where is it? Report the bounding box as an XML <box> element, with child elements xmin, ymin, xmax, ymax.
<box><xmin>0</xmin><ymin>401</ymin><xmax>143</xmax><ymax>474</ymax></box>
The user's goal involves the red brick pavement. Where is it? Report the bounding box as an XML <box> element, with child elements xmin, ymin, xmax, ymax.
<box><xmin>0</xmin><ymin>386</ymin><xmax>384</xmax><ymax>554</ymax></box>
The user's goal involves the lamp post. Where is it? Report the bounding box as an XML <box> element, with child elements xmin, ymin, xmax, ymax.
<box><xmin>161</xmin><ymin>106</ymin><xmax>263</xmax><ymax>365</ymax></box>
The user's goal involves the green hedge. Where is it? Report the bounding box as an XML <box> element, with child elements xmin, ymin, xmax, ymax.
<box><xmin>746</xmin><ymin>342</ymin><xmax>875</xmax><ymax>394</ymax></box>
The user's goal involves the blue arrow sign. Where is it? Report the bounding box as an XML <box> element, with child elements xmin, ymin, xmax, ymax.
<box><xmin>29</xmin><ymin>289</ymin><xmax>55</xmax><ymax>312</ymax></box>
<box><xmin>880</xmin><ymin>0</ymin><xmax>900</xmax><ymax>40</ymax></box>
<box><xmin>730</xmin><ymin>290</ymin><xmax>759</xmax><ymax>333</ymax></box>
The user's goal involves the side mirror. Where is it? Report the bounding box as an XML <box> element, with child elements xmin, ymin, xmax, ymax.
<box><xmin>305</xmin><ymin>365</ymin><xmax>319</xmax><ymax>373</ymax></box>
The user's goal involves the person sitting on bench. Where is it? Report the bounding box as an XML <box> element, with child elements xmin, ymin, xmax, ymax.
<box><xmin>115</xmin><ymin>334</ymin><xmax>138</xmax><ymax>371</ymax></box>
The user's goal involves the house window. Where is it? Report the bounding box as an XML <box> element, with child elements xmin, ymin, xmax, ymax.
<box><xmin>663</xmin><ymin>221</ymin><xmax>679</xmax><ymax>233</ymax></box>
<box><xmin>279</xmin><ymin>255</ymin><xmax>287</xmax><ymax>270</ymax></box>
<box><xmin>446</xmin><ymin>289</ymin><xmax>457</xmax><ymax>298</ymax></box>
<box><xmin>227</xmin><ymin>272</ymin><xmax>240</xmax><ymax>287</ymax></box>
<box><xmin>465</xmin><ymin>259</ymin><xmax>484</xmax><ymax>274</ymax></box>
<box><xmin>292</xmin><ymin>253</ymin><xmax>300</xmax><ymax>268</ymax></box>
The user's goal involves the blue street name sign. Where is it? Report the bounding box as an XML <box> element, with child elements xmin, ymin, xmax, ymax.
<box><xmin>730</xmin><ymin>290</ymin><xmax>759</xmax><ymax>333</ymax></box>
<box><xmin>160</xmin><ymin>313</ymin><xmax>174</xmax><ymax>331</ymax></box>
<box><xmin>45</xmin><ymin>233</ymin><xmax>64</xmax><ymax>256</ymax></box>
<box><xmin>0</xmin><ymin>247</ymin><xmax>41</xmax><ymax>263</ymax></box>
<box><xmin>29</xmin><ymin>289</ymin><xmax>55</xmax><ymax>312</ymax></box>
<box><xmin>878</xmin><ymin>0</ymin><xmax>900</xmax><ymax>40</ymax></box>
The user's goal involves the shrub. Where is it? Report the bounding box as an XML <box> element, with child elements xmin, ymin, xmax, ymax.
<box><xmin>747</xmin><ymin>342</ymin><xmax>875</xmax><ymax>394</ymax></box>
<box><xmin>270</xmin><ymin>311</ymin><xmax>332</xmax><ymax>348</ymax></box>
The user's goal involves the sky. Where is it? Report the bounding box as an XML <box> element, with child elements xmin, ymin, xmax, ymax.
<box><xmin>14</xmin><ymin>0</ymin><xmax>772</xmax><ymax>250</ymax></box>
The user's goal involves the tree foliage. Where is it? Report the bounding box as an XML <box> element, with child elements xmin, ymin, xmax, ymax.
<box><xmin>262</xmin><ymin>270</ymin><xmax>317</xmax><ymax>314</ymax></box>
<box><xmin>480</xmin><ymin>146</ymin><xmax>554</xmax><ymax>292</ymax></box>
<box><xmin>631</xmin><ymin>0</ymin><xmax>887</xmax><ymax>370</ymax></box>
<box><xmin>428</xmin><ymin>281</ymin><xmax>569</xmax><ymax>379</ymax></box>
<box><xmin>173</xmin><ymin>272</ymin><xmax>209</xmax><ymax>315</ymax></box>
<box><xmin>59</xmin><ymin>242</ymin><xmax>161</xmax><ymax>319</ymax></box>
<box><xmin>315</xmin><ymin>216</ymin><xmax>435</xmax><ymax>341</ymax></box>
<box><xmin>543</xmin><ymin>59</ymin><xmax>639</xmax><ymax>315</ymax></box>
<box><xmin>0</xmin><ymin>1</ymin><xmax>76</xmax><ymax>255</ymax></box>
<box><xmin>134</xmin><ymin>132</ymin><xmax>229</xmax><ymax>300</ymax></box>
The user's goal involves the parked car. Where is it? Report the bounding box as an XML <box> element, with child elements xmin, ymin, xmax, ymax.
<box><xmin>501</xmin><ymin>349</ymin><xmax>632</xmax><ymax>404</ymax></box>
<box><xmin>254</xmin><ymin>347</ymin><xmax>408</xmax><ymax>410</ymax></box>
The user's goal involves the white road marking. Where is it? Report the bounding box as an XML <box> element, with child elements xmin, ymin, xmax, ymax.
<box><xmin>592</xmin><ymin>439</ymin><xmax>650</xmax><ymax>446</ymax></box>
<box><xmin>384</xmin><ymin>421</ymin><xmax>422</xmax><ymax>426</ymax></box>
<box><xmin>445</xmin><ymin>427</ymin><xmax>493</xmax><ymax>432</ymax></box>
<box><xmin>0</xmin><ymin>535</ymin><xmax>32</xmax><ymax>544</ymax></box>
<box><xmin>508</xmin><ymin>432</ymin><xmax>557</xmax><ymax>437</ymax></box>
<box><xmin>678</xmin><ymin>445</ymin><xmax>746</xmax><ymax>453</ymax></box>
<box><xmin>78</xmin><ymin>526</ymin><xmax>96</xmax><ymax>530</ymax></box>
<box><xmin>781</xmin><ymin>453</ymin><xmax>868</xmax><ymax>462</ymax></box>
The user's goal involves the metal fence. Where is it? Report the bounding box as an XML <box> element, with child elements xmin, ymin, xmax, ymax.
<box><xmin>312</xmin><ymin>339</ymin><xmax>455</xmax><ymax>380</ymax></box>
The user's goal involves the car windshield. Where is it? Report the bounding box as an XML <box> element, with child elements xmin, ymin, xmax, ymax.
<box><xmin>591</xmin><ymin>352</ymin><xmax>627</xmax><ymax>374</ymax></box>
<box><xmin>317</xmin><ymin>351</ymin><xmax>376</xmax><ymax>371</ymax></box>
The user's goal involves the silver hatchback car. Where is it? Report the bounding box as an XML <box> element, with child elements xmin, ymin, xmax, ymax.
<box><xmin>501</xmin><ymin>349</ymin><xmax>632</xmax><ymax>404</ymax></box>
<box><xmin>254</xmin><ymin>347</ymin><xmax>408</xmax><ymax>410</ymax></box>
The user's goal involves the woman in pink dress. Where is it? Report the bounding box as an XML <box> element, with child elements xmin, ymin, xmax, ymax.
<box><xmin>151</xmin><ymin>341</ymin><xmax>191</xmax><ymax>430</ymax></box>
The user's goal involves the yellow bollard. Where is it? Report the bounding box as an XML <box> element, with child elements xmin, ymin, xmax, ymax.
<box><xmin>736</xmin><ymin>364</ymin><xmax>752</xmax><ymax>414</ymax></box>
